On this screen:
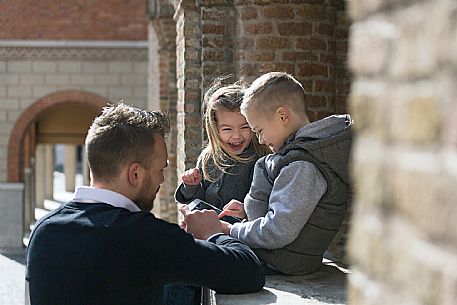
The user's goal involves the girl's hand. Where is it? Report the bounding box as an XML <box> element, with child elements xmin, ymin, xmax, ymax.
<box><xmin>181</xmin><ymin>168</ymin><xmax>201</xmax><ymax>186</ymax></box>
<box><xmin>219</xmin><ymin>199</ymin><xmax>247</xmax><ymax>219</ymax></box>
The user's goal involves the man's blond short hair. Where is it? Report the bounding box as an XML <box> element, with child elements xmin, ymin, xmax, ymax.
<box><xmin>241</xmin><ymin>72</ymin><xmax>307</xmax><ymax>116</ymax></box>
<box><xmin>85</xmin><ymin>102</ymin><xmax>169</xmax><ymax>182</ymax></box>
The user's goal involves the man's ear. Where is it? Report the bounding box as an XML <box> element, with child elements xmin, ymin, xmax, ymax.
<box><xmin>127</xmin><ymin>163</ymin><xmax>142</xmax><ymax>186</ymax></box>
<box><xmin>276</xmin><ymin>106</ymin><xmax>290</xmax><ymax>125</ymax></box>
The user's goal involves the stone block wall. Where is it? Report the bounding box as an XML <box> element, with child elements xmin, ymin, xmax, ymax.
<box><xmin>348</xmin><ymin>0</ymin><xmax>457</xmax><ymax>304</ymax></box>
<box><xmin>0</xmin><ymin>183</ymin><xmax>24</xmax><ymax>248</ymax></box>
<box><xmin>0</xmin><ymin>47</ymin><xmax>148</xmax><ymax>183</ymax></box>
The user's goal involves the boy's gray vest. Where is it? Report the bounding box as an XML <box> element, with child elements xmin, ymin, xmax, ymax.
<box><xmin>254</xmin><ymin>118</ymin><xmax>352</xmax><ymax>275</ymax></box>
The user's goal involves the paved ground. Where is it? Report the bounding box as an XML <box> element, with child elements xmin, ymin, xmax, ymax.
<box><xmin>0</xmin><ymin>173</ymin><xmax>77</xmax><ymax>305</ymax></box>
<box><xmin>0</xmin><ymin>248</ymin><xmax>26</xmax><ymax>305</ymax></box>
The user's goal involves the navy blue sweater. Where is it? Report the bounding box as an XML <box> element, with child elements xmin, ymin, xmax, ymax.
<box><xmin>26</xmin><ymin>202</ymin><xmax>264</xmax><ymax>305</ymax></box>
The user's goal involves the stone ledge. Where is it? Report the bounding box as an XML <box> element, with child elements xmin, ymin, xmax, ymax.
<box><xmin>211</xmin><ymin>259</ymin><xmax>348</xmax><ymax>305</ymax></box>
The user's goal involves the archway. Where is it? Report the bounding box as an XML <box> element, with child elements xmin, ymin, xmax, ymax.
<box><xmin>7</xmin><ymin>90</ymin><xmax>108</xmax><ymax>183</ymax></box>
<box><xmin>6</xmin><ymin>90</ymin><xmax>108</xmax><ymax>246</ymax></box>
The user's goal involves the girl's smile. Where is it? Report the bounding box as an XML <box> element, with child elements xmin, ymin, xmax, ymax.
<box><xmin>216</xmin><ymin>110</ymin><xmax>252</xmax><ymax>155</ymax></box>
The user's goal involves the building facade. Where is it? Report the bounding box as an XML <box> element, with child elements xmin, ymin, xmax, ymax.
<box><xmin>2</xmin><ymin>0</ymin><xmax>456</xmax><ymax>304</ymax></box>
<box><xmin>0</xmin><ymin>0</ymin><xmax>149</xmax><ymax>248</ymax></box>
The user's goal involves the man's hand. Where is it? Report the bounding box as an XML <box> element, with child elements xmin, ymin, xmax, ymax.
<box><xmin>179</xmin><ymin>204</ymin><xmax>223</xmax><ymax>240</ymax></box>
<box><xmin>181</xmin><ymin>168</ymin><xmax>201</xmax><ymax>186</ymax></box>
<box><xmin>219</xmin><ymin>199</ymin><xmax>246</xmax><ymax>219</ymax></box>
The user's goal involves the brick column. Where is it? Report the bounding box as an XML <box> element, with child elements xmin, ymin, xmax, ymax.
<box><xmin>200</xmin><ymin>0</ymin><xmax>236</xmax><ymax>91</ymax></box>
<box><xmin>348</xmin><ymin>0</ymin><xmax>457</xmax><ymax>304</ymax></box>
<box><xmin>174</xmin><ymin>0</ymin><xmax>203</xmax><ymax>181</ymax></box>
<box><xmin>148</xmin><ymin>0</ymin><xmax>179</xmax><ymax>221</ymax></box>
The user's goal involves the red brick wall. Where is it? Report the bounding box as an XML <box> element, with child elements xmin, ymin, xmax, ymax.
<box><xmin>0</xmin><ymin>0</ymin><xmax>147</xmax><ymax>40</ymax></box>
<box><xmin>198</xmin><ymin>1</ymin><xmax>350</xmax><ymax>122</ymax></box>
<box><xmin>234</xmin><ymin>2</ymin><xmax>350</xmax><ymax>121</ymax></box>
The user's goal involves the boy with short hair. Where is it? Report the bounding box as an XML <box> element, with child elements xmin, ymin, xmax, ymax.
<box><xmin>219</xmin><ymin>72</ymin><xmax>352</xmax><ymax>275</ymax></box>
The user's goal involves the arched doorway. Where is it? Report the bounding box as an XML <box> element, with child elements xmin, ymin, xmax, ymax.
<box><xmin>6</xmin><ymin>90</ymin><xmax>107</xmax><ymax>247</ymax></box>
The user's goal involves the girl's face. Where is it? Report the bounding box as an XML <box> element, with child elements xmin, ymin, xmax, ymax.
<box><xmin>216</xmin><ymin>109</ymin><xmax>252</xmax><ymax>155</ymax></box>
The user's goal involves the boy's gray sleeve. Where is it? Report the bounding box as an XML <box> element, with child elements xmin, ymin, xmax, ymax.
<box><xmin>230</xmin><ymin>161</ymin><xmax>327</xmax><ymax>249</ymax></box>
<box><xmin>244</xmin><ymin>158</ymin><xmax>273</xmax><ymax>220</ymax></box>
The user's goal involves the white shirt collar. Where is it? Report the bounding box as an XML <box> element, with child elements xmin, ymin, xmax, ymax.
<box><xmin>72</xmin><ymin>186</ymin><xmax>141</xmax><ymax>212</ymax></box>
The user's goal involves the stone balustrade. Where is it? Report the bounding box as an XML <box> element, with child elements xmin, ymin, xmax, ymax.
<box><xmin>207</xmin><ymin>259</ymin><xmax>348</xmax><ymax>305</ymax></box>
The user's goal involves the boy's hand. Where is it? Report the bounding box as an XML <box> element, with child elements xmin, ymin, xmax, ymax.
<box><xmin>181</xmin><ymin>168</ymin><xmax>201</xmax><ymax>186</ymax></box>
<box><xmin>220</xmin><ymin>220</ymin><xmax>232</xmax><ymax>235</ymax></box>
<box><xmin>220</xmin><ymin>199</ymin><xmax>246</xmax><ymax>219</ymax></box>
<box><xmin>179</xmin><ymin>204</ymin><xmax>223</xmax><ymax>240</ymax></box>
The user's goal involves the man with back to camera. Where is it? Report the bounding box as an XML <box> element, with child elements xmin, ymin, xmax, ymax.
<box><xmin>25</xmin><ymin>102</ymin><xmax>264</xmax><ymax>305</ymax></box>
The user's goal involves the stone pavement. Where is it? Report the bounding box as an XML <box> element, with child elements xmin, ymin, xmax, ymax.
<box><xmin>0</xmin><ymin>248</ymin><xmax>26</xmax><ymax>305</ymax></box>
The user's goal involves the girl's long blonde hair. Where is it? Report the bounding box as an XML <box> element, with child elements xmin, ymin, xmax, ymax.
<box><xmin>201</xmin><ymin>78</ymin><xmax>270</xmax><ymax>182</ymax></box>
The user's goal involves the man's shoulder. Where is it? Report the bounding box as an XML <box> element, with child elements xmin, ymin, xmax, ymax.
<box><xmin>37</xmin><ymin>202</ymin><xmax>175</xmax><ymax>231</ymax></box>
